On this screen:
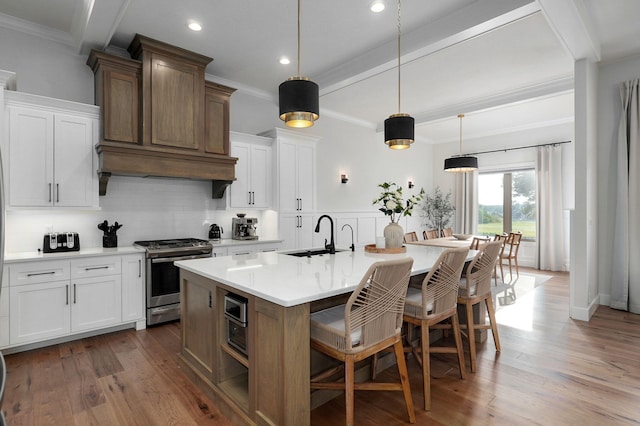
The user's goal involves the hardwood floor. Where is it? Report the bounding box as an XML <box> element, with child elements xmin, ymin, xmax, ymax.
<box><xmin>3</xmin><ymin>267</ymin><xmax>640</xmax><ymax>425</ymax></box>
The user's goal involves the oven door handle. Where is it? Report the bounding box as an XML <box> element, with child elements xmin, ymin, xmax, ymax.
<box><xmin>151</xmin><ymin>254</ymin><xmax>210</xmax><ymax>263</ymax></box>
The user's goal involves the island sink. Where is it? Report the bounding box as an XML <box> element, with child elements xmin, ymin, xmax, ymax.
<box><xmin>285</xmin><ymin>248</ymin><xmax>347</xmax><ymax>257</ymax></box>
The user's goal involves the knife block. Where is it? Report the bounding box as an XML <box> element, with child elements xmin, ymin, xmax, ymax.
<box><xmin>103</xmin><ymin>234</ymin><xmax>117</xmax><ymax>248</ymax></box>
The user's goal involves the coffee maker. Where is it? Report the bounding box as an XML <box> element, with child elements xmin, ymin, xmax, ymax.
<box><xmin>209</xmin><ymin>224</ymin><xmax>223</xmax><ymax>242</ymax></box>
<box><xmin>232</xmin><ymin>216</ymin><xmax>258</xmax><ymax>240</ymax></box>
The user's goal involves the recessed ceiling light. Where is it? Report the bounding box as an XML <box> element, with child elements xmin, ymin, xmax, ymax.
<box><xmin>279</xmin><ymin>57</ymin><xmax>291</xmax><ymax>65</ymax></box>
<box><xmin>370</xmin><ymin>1</ymin><xmax>385</xmax><ymax>13</ymax></box>
<box><xmin>188</xmin><ymin>22</ymin><xmax>202</xmax><ymax>32</ymax></box>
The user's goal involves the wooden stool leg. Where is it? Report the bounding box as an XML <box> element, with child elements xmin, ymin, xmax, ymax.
<box><xmin>345</xmin><ymin>355</ymin><xmax>355</xmax><ymax>426</ymax></box>
<box><xmin>465</xmin><ymin>301</ymin><xmax>477</xmax><ymax>373</ymax></box>
<box><xmin>451</xmin><ymin>313</ymin><xmax>467</xmax><ymax>379</ymax></box>
<box><xmin>371</xmin><ymin>353</ymin><xmax>378</xmax><ymax>380</ymax></box>
<box><xmin>485</xmin><ymin>296</ymin><xmax>501</xmax><ymax>352</ymax></box>
<box><xmin>514</xmin><ymin>256</ymin><xmax>519</xmax><ymax>277</ymax></box>
<box><xmin>421</xmin><ymin>323</ymin><xmax>431</xmax><ymax>411</ymax></box>
<box><xmin>394</xmin><ymin>340</ymin><xmax>416</xmax><ymax>423</ymax></box>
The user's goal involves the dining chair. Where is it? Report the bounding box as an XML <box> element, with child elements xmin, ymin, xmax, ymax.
<box><xmin>499</xmin><ymin>232</ymin><xmax>523</xmax><ymax>281</ymax></box>
<box><xmin>469</xmin><ymin>236</ymin><xmax>490</xmax><ymax>250</ymax></box>
<box><xmin>310</xmin><ymin>257</ymin><xmax>416</xmax><ymax>425</ymax></box>
<box><xmin>403</xmin><ymin>247</ymin><xmax>469</xmax><ymax>410</ymax></box>
<box><xmin>404</xmin><ymin>231</ymin><xmax>418</xmax><ymax>243</ymax></box>
<box><xmin>492</xmin><ymin>234</ymin><xmax>508</xmax><ymax>284</ymax></box>
<box><xmin>441</xmin><ymin>227</ymin><xmax>453</xmax><ymax>237</ymax></box>
<box><xmin>423</xmin><ymin>229</ymin><xmax>439</xmax><ymax>240</ymax></box>
<box><xmin>457</xmin><ymin>241</ymin><xmax>503</xmax><ymax>372</ymax></box>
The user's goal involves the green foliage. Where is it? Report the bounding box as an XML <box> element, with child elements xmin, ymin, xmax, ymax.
<box><xmin>373</xmin><ymin>182</ymin><xmax>425</xmax><ymax>223</ymax></box>
<box><xmin>420</xmin><ymin>186</ymin><xmax>455</xmax><ymax>233</ymax></box>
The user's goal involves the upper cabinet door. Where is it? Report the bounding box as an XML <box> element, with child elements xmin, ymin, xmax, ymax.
<box><xmin>296</xmin><ymin>144</ymin><xmax>315</xmax><ymax>213</ymax></box>
<box><xmin>54</xmin><ymin>114</ymin><xmax>95</xmax><ymax>207</ymax></box>
<box><xmin>278</xmin><ymin>141</ymin><xmax>298</xmax><ymax>213</ymax></box>
<box><xmin>249</xmin><ymin>144</ymin><xmax>270</xmax><ymax>208</ymax></box>
<box><xmin>230</xmin><ymin>142</ymin><xmax>251</xmax><ymax>208</ymax></box>
<box><xmin>6</xmin><ymin>93</ymin><xmax>99</xmax><ymax>209</ymax></box>
<box><xmin>8</xmin><ymin>107</ymin><xmax>54</xmax><ymax>207</ymax></box>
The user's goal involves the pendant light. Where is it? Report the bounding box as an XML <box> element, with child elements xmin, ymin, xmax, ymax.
<box><xmin>444</xmin><ymin>114</ymin><xmax>478</xmax><ymax>172</ymax></box>
<box><xmin>384</xmin><ymin>0</ymin><xmax>414</xmax><ymax>149</ymax></box>
<box><xmin>279</xmin><ymin>0</ymin><xmax>319</xmax><ymax>128</ymax></box>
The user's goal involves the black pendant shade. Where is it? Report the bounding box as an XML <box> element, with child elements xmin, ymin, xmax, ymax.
<box><xmin>444</xmin><ymin>113</ymin><xmax>478</xmax><ymax>172</ymax></box>
<box><xmin>279</xmin><ymin>77</ymin><xmax>319</xmax><ymax>128</ymax></box>
<box><xmin>384</xmin><ymin>113</ymin><xmax>414</xmax><ymax>149</ymax></box>
<box><xmin>443</xmin><ymin>155</ymin><xmax>478</xmax><ymax>172</ymax></box>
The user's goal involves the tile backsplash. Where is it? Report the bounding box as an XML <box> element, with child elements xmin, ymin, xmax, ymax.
<box><xmin>5</xmin><ymin>175</ymin><xmax>278</xmax><ymax>253</ymax></box>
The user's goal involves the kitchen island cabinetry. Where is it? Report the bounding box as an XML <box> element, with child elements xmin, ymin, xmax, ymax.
<box><xmin>5</xmin><ymin>92</ymin><xmax>99</xmax><ymax>208</ymax></box>
<box><xmin>176</xmin><ymin>246</ymin><xmax>472</xmax><ymax>425</ymax></box>
<box><xmin>229</xmin><ymin>133</ymin><xmax>272</xmax><ymax>209</ymax></box>
<box><xmin>3</xmin><ymin>250</ymin><xmax>145</xmax><ymax>351</ymax></box>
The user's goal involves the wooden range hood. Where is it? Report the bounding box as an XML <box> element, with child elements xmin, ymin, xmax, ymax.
<box><xmin>87</xmin><ymin>34</ymin><xmax>237</xmax><ymax>197</ymax></box>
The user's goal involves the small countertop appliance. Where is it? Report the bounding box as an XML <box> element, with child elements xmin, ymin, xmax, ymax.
<box><xmin>209</xmin><ymin>224</ymin><xmax>223</xmax><ymax>242</ymax></box>
<box><xmin>43</xmin><ymin>232</ymin><xmax>80</xmax><ymax>253</ymax></box>
<box><xmin>232</xmin><ymin>215</ymin><xmax>258</xmax><ymax>240</ymax></box>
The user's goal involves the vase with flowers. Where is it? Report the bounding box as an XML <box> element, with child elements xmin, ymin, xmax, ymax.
<box><xmin>373</xmin><ymin>182</ymin><xmax>425</xmax><ymax>248</ymax></box>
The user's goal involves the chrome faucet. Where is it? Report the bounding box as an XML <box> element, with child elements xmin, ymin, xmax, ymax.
<box><xmin>341</xmin><ymin>224</ymin><xmax>355</xmax><ymax>252</ymax></box>
<box><xmin>315</xmin><ymin>215</ymin><xmax>335</xmax><ymax>254</ymax></box>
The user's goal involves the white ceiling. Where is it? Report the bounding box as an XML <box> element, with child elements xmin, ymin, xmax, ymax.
<box><xmin>0</xmin><ymin>0</ymin><xmax>639</xmax><ymax>145</ymax></box>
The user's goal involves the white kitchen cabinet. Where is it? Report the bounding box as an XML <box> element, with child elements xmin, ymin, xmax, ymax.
<box><xmin>0</xmin><ymin>267</ymin><xmax>11</xmax><ymax>347</ymax></box>
<box><xmin>5</xmin><ymin>252</ymin><xmax>145</xmax><ymax>349</ymax></box>
<box><xmin>229</xmin><ymin>133</ymin><xmax>272</xmax><ymax>209</ymax></box>
<box><xmin>260</xmin><ymin>128</ymin><xmax>319</xmax><ymax>214</ymax></box>
<box><xmin>121</xmin><ymin>254</ymin><xmax>145</xmax><ymax>323</ymax></box>
<box><xmin>211</xmin><ymin>247</ymin><xmax>228</xmax><ymax>258</ymax></box>
<box><xmin>10</xmin><ymin>280</ymin><xmax>71</xmax><ymax>344</ymax></box>
<box><xmin>70</xmin><ymin>275</ymin><xmax>122</xmax><ymax>332</ymax></box>
<box><xmin>6</xmin><ymin>92</ymin><xmax>99</xmax><ymax>208</ymax></box>
<box><xmin>279</xmin><ymin>214</ymin><xmax>314</xmax><ymax>251</ymax></box>
<box><xmin>228</xmin><ymin>245</ymin><xmax>256</xmax><ymax>256</ymax></box>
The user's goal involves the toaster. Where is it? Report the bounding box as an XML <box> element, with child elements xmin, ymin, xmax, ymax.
<box><xmin>43</xmin><ymin>232</ymin><xmax>80</xmax><ymax>253</ymax></box>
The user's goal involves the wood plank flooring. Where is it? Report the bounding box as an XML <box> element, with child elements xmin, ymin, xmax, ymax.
<box><xmin>3</xmin><ymin>267</ymin><xmax>640</xmax><ymax>425</ymax></box>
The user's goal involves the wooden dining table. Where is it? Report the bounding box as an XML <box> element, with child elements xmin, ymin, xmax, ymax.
<box><xmin>406</xmin><ymin>236</ymin><xmax>486</xmax><ymax>248</ymax></box>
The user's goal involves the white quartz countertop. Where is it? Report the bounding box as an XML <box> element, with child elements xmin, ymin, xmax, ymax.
<box><xmin>4</xmin><ymin>246</ymin><xmax>145</xmax><ymax>263</ymax></box>
<box><xmin>175</xmin><ymin>245</ymin><xmax>476</xmax><ymax>307</ymax></box>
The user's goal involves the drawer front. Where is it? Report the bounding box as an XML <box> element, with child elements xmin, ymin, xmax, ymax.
<box><xmin>9</xmin><ymin>260</ymin><xmax>70</xmax><ymax>286</ymax></box>
<box><xmin>71</xmin><ymin>257</ymin><xmax>122</xmax><ymax>279</ymax></box>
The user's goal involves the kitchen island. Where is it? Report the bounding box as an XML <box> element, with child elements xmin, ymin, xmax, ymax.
<box><xmin>175</xmin><ymin>245</ymin><xmax>474</xmax><ymax>425</ymax></box>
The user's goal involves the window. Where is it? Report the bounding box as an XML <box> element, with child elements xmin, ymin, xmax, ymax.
<box><xmin>477</xmin><ymin>169</ymin><xmax>536</xmax><ymax>240</ymax></box>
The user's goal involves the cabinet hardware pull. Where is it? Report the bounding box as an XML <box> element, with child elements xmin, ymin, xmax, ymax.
<box><xmin>85</xmin><ymin>266</ymin><xmax>110</xmax><ymax>271</ymax></box>
<box><xmin>248</xmin><ymin>192</ymin><xmax>251</xmax><ymax>204</ymax></box>
<box><xmin>209</xmin><ymin>291</ymin><xmax>212</xmax><ymax>308</ymax></box>
<box><xmin>74</xmin><ymin>283</ymin><xmax>77</xmax><ymax>304</ymax></box>
<box><xmin>66</xmin><ymin>284</ymin><xmax>69</xmax><ymax>305</ymax></box>
<box><xmin>48</xmin><ymin>183</ymin><xmax>52</xmax><ymax>203</ymax></box>
<box><xmin>56</xmin><ymin>183</ymin><xmax>60</xmax><ymax>203</ymax></box>
<box><xmin>27</xmin><ymin>271</ymin><xmax>56</xmax><ymax>277</ymax></box>
<box><xmin>138</xmin><ymin>260</ymin><xmax>141</xmax><ymax>278</ymax></box>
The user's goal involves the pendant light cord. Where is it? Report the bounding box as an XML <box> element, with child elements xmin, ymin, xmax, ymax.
<box><xmin>458</xmin><ymin>113</ymin><xmax>464</xmax><ymax>155</ymax></box>
<box><xmin>396</xmin><ymin>0</ymin><xmax>401</xmax><ymax>112</ymax></box>
<box><xmin>297</xmin><ymin>0</ymin><xmax>301</xmax><ymax>78</ymax></box>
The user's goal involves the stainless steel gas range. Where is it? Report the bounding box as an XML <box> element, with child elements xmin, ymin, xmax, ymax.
<box><xmin>134</xmin><ymin>238</ymin><xmax>212</xmax><ymax>325</ymax></box>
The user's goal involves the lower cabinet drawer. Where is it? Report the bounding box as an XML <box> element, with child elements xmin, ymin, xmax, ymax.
<box><xmin>9</xmin><ymin>260</ymin><xmax>70</xmax><ymax>286</ymax></box>
<box><xmin>71</xmin><ymin>257</ymin><xmax>121</xmax><ymax>279</ymax></box>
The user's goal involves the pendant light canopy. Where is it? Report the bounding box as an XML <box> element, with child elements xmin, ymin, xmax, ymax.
<box><xmin>444</xmin><ymin>114</ymin><xmax>478</xmax><ymax>172</ymax></box>
<box><xmin>279</xmin><ymin>0</ymin><xmax>319</xmax><ymax>128</ymax></box>
<box><xmin>384</xmin><ymin>0</ymin><xmax>414</xmax><ymax>149</ymax></box>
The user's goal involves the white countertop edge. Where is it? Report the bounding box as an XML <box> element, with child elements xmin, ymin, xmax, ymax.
<box><xmin>5</xmin><ymin>246</ymin><xmax>145</xmax><ymax>263</ymax></box>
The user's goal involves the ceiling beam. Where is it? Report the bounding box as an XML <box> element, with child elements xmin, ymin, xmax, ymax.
<box><xmin>536</xmin><ymin>0</ymin><xmax>600</xmax><ymax>61</ymax></box>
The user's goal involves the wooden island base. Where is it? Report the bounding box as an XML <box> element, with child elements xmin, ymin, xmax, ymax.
<box><xmin>179</xmin><ymin>269</ymin><xmax>311</xmax><ymax>426</ymax></box>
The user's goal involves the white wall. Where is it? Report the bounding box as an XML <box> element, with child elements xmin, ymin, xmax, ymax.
<box><xmin>0</xmin><ymin>25</ymin><xmax>576</xmax><ymax>257</ymax></box>
<box><xmin>596</xmin><ymin>53</ymin><xmax>640</xmax><ymax>305</ymax></box>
